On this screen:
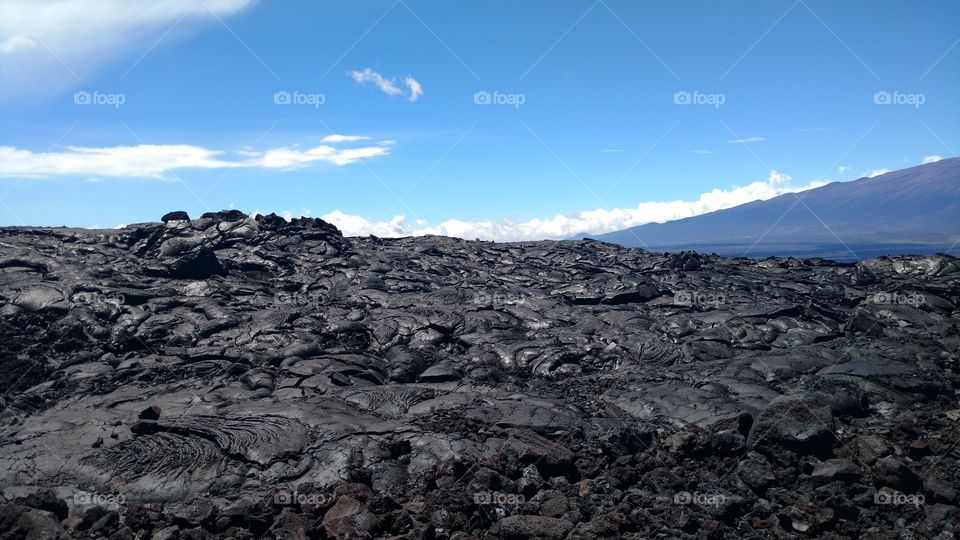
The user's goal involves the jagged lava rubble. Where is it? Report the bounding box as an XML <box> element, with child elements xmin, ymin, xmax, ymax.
<box><xmin>1</xmin><ymin>210</ymin><xmax>959</xmax><ymax>539</ymax></box>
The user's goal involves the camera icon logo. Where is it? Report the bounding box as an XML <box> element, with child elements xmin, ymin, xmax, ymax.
<box><xmin>873</xmin><ymin>91</ymin><xmax>892</xmax><ymax>105</ymax></box>
<box><xmin>674</xmin><ymin>491</ymin><xmax>692</xmax><ymax>504</ymax></box>
<box><xmin>474</xmin><ymin>91</ymin><xmax>492</xmax><ymax>105</ymax></box>
<box><xmin>274</xmin><ymin>490</ymin><xmax>293</xmax><ymax>505</ymax></box>
<box><xmin>274</xmin><ymin>91</ymin><xmax>292</xmax><ymax>105</ymax></box>
<box><xmin>673</xmin><ymin>91</ymin><xmax>691</xmax><ymax>105</ymax></box>
<box><xmin>74</xmin><ymin>91</ymin><xmax>92</xmax><ymax>105</ymax></box>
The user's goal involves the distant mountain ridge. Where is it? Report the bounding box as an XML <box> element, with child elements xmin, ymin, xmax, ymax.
<box><xmin>588</xmin><ymin>158</ymin><xmax>960</xmax><ymax>260</ymax></box>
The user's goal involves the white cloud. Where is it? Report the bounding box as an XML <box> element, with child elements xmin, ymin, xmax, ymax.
<box><xmin>767</xmin><ymin>170</ymin><xmax>789</xmax><ymax>185</ymax></box>
<box><xmin>350</xmin><ymin>68</ymin><xmax>403</xmax><ymax>96</ymax></box>
<box><xmin>691</xmin><ymin>149</ymin><xmax>712</xmax><ymax>154</ymax></box>
<box><xmin>602</xmin><ymin>149</ymin><xmax>624</xmax><ymax>153</ymax></box>
<box><xmin>0</xmin><ymin>0</ymin><xmax>255</xmax><ymax>102</ymax></box>
<box><xmin>0</xmin><ymin>34</ymin><xmax>37</xmax><ymax>54</ymax></box>
<box><xmin>0</xmin><ymin>138</ymin><xmax>389</xmax><ymax>179</ymax></box>
<box><xmin>404</xmin><ymin>76</ymin><xmax>423</xmax><ymax>102</ymax></box>
<box><xmin>249</xmin><ymin>145</ymin><xmax>388</xmax><ymax>168</ymax></box>
<box><xmin>923</xmin><ymin>155</ymin><xmax>943</xmax><ymax>164</ymax></box>
<box><xmin>349</xmin><ymin>68</ymin><xmax>423</xmax><ymax>101</ymax></box>
<box><xmin>318</xmin><ymin>170</ymin><xmax>828</xmax><ymax>241</ymax></box>
<box><xmin>320</xmin><ymin>134</ymin><xmax>370</xmax><ymax>143</ymax></box>
<box><xmin>727</xmin><ymin>137</ymin><xmax>766</xmax><ymax>144</ymax></box>
<box><xmin>837</xmin><ymin>166</ymin><xmax>851</xmax><ymax>174</ymax></box>
<box><xmin>867</xmin><ymin>168</ymin><xmax>890</xmax><ymax>178</ymax></box>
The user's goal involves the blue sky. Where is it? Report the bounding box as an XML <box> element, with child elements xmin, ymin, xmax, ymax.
<box><xmin>0</xmin><ymin>0</ymin><xmax>957</xmax><ymax>239</ymax></box>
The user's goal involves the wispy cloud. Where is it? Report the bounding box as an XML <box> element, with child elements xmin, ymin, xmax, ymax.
<box><xmin>350</xmin><ymin>68</ymin><xmax>403</xmax><ymax>96</ymax></box>
<box><xmin>867</xmin><ymin>168</ymin><xmax>890</xmax><ymax>178</ymax></box>
<box><xmin>691</xmin><ymin>149</ymin><xmax>712</xmax><ymax>154</ymax></box>
<box><xmin>0</xmin><ymin>138</ymin><xmax>390</xmax><ymax>179</ymax></box>
<box><xmin>727</xmin><ymin>136</ymin><xmax>766</xmax><ymax>144</ymax></box>
<box><xmin>319</xmin><ymin>170</ymin><xmax>828</xmax><ymax>241</ymax></box>
<box><xmin>0</xmin><ymin>0</ymin><xmax>255</xmax><ymax>102</ymax></box>
<box><xmin>350</xmin><ymin>68</ymin><xmax>423</xmax><ymax>101</ymax></box>
<box><xmin>320</xmin><ymin>134</ymin><xmax>371</xmax><ymax>143</ymax></box>
<box><xmin>0</xmin><ymin>34</ymin><xmax>37</xmax><ymax>55</ymax></box>
<box><xmin>249</xmin><ymin>145</ymin><xmax>389</xmax><ymax>168</ymax></box>
<box><xmin>404</xmin><ymin>76</ymin><xmax>423</xmax><ymax>102</ymax></box>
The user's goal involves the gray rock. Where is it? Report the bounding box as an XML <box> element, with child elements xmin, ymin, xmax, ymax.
<box><xmin>811</xmin><ymin>458</ymin><xmax>861</xmax><ymax>484</ymax></box>
<box><xmin>496</xmin><ymin>514</ymin><xmax>573</xmax><ymax>539</ymax></box>
<box><xmin>748</xmin><ymin>395</ymin><xmax>835</xmax><ymax>457</ymax></box>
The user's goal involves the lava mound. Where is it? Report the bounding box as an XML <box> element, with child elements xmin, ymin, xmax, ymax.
<box><xmin>1</xmin><ymin>211</ymin><xmax>958</xmax><ymax>539</ymax></box>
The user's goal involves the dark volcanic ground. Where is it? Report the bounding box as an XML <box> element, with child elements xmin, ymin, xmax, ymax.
<box><xmin>1</xmin><ymin>210</ymin><xmax>959</xmax><ymax>539</ymax></box>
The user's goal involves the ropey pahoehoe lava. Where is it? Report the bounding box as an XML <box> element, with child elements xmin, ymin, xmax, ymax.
<box><xmin>1</xmin><ymin>210</ymin><xmax>958</xmax><ymax>538</ymax></box>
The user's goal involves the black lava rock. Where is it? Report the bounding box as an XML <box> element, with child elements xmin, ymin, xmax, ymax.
<box><xmin>0</xmin><ymin>211</ymin><xmax>956</xmax><ymax>538</ymax></box>
<box><xmin>138</xmin><ymin>405</ymin><xmax>161</xmax><ymax>420</ymax></box>
<box><xmin>160</xmin><ymin>211</ymin><xmax>190</xmax><ymax>223</ymax></box>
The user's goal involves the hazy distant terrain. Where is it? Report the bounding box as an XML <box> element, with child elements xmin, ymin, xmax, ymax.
<box><xmin>591</xmin><ymin>158</ymin><xmax>960</xmax><ymax>261</ymax></box>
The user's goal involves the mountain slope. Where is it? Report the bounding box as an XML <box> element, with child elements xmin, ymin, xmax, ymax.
<box><xmin>592</xmin><ymin>157</ymin><xmax>960</xmax><ymax>259</ymax></box>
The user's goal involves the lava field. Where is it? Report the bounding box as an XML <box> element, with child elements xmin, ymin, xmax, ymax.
<box><xmin>1</xmin><ymin>210</ymin><xmax>958</xmax><ymax>539</ymax></box>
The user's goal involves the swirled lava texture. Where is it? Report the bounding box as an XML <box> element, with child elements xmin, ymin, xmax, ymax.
<box><xmin>1</xmin><ymin>210</ymin><xmax>958</xmax><ymax>539</ymax></box>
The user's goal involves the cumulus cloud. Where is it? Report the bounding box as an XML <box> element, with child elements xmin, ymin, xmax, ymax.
<box><xmin>317</xmin><ymin>170</ymin><xmax>829</xmax><ymax>241</ymax></box>
<box><xmin>0</xmin><ymin>0</ymin><xmax>255</xmax><ymax>102</ymax></box>
<box><xmin>923</xmin><ymin>155</ymin><xmax>943</xmax><ymax>164</ymax></box>
<box><xmin>350</xmin><ymin>68</ymin><xmax>423</xmax><ymax>101</ymax></box>
<box><xmin>867</xmin><ymin>168</ymin><xmax>890</xmax><ymax>178</ymax></box>
<box><xmin>0</xmin><ymin>138</ymin><xmax>389</xmax><ymax>179</ymax></box>
<box><xmin>727</xmin><ymin>136</ymin><xmax>766</xmax><ymax>144</ymax></box>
